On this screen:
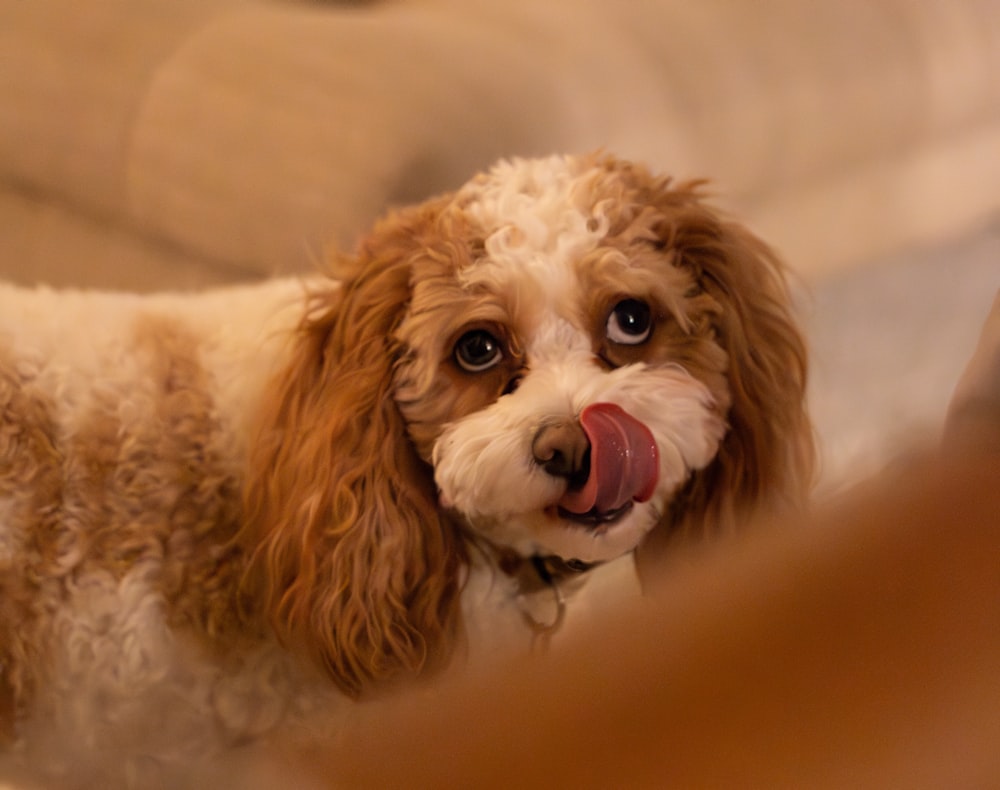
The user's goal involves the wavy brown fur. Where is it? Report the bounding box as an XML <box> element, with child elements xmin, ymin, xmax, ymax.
<box><xmin>240</xmin><ymin>204</ymin><xmax>466</xmax><ymax>697</ymax></box>
<box><xmin>620</xmin><ymin>161</ymin><xmax>815</xmax><ymax>546</ymax></box>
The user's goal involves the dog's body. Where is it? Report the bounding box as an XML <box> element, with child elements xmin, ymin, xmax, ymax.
<box><xmin>0</xmin><ymin>154</ymin><xmax>812</xmax><ymax>784</ymax></box>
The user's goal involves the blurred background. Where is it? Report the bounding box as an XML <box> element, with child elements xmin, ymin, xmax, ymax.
<box><xmin>1</xmin><ymin>0</ymin><xmax>998</xmax><ymax>492</ymax></box>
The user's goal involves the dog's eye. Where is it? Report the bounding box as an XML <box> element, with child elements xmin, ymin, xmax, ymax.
<box><xmin>606</xmin><ymin>299</ymin><xmax>652</xmax><ymax>345</ymax></box>
<box><xmin>454</xmin><ymin>329</ymin><xmax>503</xmax><ymax>372</ymax></box>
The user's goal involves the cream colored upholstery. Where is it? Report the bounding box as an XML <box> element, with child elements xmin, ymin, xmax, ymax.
<box><xmin>1</xmin><ymin>0</ymin><xmax>999</xmax><ymax>289</ymax></box>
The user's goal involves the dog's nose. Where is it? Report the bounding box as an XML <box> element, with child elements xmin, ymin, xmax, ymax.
<box><xmin>531</xmin><ymin>419</ymin><xmax>590</xmax><ymax>486</ymax></box>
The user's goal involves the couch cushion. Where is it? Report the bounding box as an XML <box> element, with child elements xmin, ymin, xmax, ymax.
<box><xmin>2</xmin><ymin>0</ymin><xmax>999</xmax><ymax>282</ymax></box>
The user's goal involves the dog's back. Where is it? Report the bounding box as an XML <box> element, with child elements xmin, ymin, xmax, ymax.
<box><xmin>0</xmin><ymin>279</ymin><xmax>338</xmax><ymax>781</ymax></box>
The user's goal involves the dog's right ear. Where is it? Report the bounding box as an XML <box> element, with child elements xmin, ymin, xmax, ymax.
<box><xmin>239</xmin><ymin>201</ymin><xmax>466</xmax><ymax>697</ymax></box>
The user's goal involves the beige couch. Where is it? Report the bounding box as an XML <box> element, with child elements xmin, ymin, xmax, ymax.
<box><xmin>2</xmin><ymin>0</ymin><xmax>999</xmax><ymax>291</ymax></box>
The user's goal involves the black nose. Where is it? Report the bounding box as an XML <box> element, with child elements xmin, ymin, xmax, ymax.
<box><xmin>531</xmin><ymin>419</ymin><xmax>590</xmax><ymax>487</ymax></box>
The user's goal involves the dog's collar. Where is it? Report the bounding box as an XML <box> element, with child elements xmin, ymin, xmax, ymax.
<box><xmin>495</xmin><ymin>547</ymin><xmax>600</xmax><ymax>588</ymax></box>
<box><xmin>491</xmin><ymin>546</ymin><xmax>602</xmax><ymax>639</ymax></box>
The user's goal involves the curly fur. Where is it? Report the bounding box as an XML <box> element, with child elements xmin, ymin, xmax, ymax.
<box><xmin>240</xmin><ymin>218</ymin><xmax>467</xmax><ymax>696</ymax></box>
<box><xmin>0</xmin><ymin>153</ymin><xmax>812</xmax><ymax>784</ymax></box>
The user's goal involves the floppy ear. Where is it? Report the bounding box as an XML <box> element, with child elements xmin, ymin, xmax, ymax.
<box><xmin>240</xmin><ymin>207</ymin><xmax>466</xmax><ymax>697</ymax></box>
<box><xmin>660</xmin><ymin>193</ymin><xmax>816</xmax><ymax>540</ymax></box>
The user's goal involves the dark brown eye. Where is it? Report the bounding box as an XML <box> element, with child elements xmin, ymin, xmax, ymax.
<box><xmin>454</xmin><ymin>329</ymin><xmax>503</xmax><ymax>372</ymax></box>
<box><xmin>606</xmin><ymin>299</ymin><xmax>652</xmax><ymax>345</ymax></box>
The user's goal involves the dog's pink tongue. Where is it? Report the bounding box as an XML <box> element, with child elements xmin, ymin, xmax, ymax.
<box><xmin>558</xmin><ymin>403</ymin><xmax>659</xmax><ymax>515</ymax></box>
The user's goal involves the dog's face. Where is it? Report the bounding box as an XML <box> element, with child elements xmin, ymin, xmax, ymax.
<box><xmin>393</xmin><ymin>156</ymin><xmax>732</xmax><ymax>562</ymax></box>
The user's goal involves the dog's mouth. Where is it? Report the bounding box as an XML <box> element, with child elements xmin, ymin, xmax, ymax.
<box><xmin>554</xmin><ymin>501</ymin><xmax>634</xmax><ymax>533</ymax></box>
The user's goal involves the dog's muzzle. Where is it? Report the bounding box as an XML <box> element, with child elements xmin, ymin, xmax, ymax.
<box><xmin>532</xmin><ymin>402</ymin><xmax>659</xmax><ymax>526</ymax></box>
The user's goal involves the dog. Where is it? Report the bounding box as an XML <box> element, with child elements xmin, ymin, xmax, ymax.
<box><xmin>0</xmin><ymin>153</ymin><xmax>812</xmax><ymax>784</ymax></box>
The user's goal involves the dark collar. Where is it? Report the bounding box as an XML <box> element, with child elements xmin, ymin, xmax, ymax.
<box><xmin>496</xmin><ymin>547</ymin><xmax>601</xmax><ymax>590</ymax></box>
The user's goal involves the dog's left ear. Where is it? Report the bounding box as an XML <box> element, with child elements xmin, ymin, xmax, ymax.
<box><xmin>643</xmin><ymin>186</ymin><xmax>816</xmax><ymax>561</ymax></box>
<box><xmin>240</xmin><ymin>204</ymin><xmax>465</xmax><ymax>697</ymax></box>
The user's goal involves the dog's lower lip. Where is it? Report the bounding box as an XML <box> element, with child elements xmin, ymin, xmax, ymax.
<box><xmin>556</xmin><ymin>501</ymin><xmax>633</xmax><ymax>529</ymax></box>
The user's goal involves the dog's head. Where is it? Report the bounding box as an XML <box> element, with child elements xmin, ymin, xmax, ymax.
<box><xmin>242</xmin><ymin>153</ymin><xmax>813</xmax><ymax>694</ymax></box>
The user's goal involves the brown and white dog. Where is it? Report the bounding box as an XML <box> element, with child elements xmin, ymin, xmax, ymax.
<box><xmin>0</xmin><ymin>153</ymin><xmax>812</xmax><ymax>783</ymax></box>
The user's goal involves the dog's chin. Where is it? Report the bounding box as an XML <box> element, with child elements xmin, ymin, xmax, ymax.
<box><xmin>463</xmin><ymin>498</ymin><xmax>661</xmax><ymax>565</ymax></box>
